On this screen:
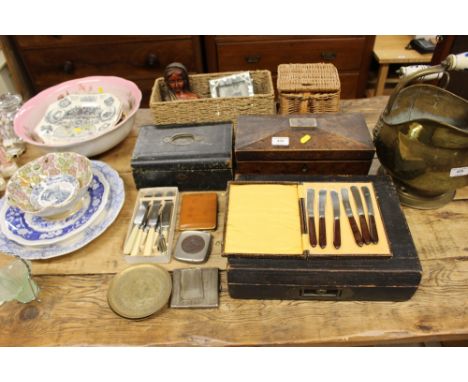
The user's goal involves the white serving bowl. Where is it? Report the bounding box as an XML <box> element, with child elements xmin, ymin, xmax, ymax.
<box><xmin>14</xmin><ymin>76</ymin><xmax>142</xmax><ymax>157</ymax></box>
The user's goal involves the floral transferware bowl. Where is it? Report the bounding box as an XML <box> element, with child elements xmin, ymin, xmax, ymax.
<box><xmin>13</xmin><ymin>76</ymin><xmax>142</xmax><ymax>157</ymax></box>
<box><xmin>6</xmin><ymin>152</ymin><xmax>92</xmax><ymax>217</ymax></box>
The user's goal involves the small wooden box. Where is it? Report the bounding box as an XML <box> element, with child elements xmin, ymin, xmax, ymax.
<box><xmin>277</xmin><ymin>63</ymin><xmax>340</xmax><ymax>114</ymax></box>
<box><xmin>131</xmin><ymin>122</ymin><xmax>233</xmax><ymax>191</ymax></box>
<box><xmin>223</xmin><ymin>175</ymin><xmax>422</xmax><ymax>301</ymax></box>
<box><xmin>235</xmin><ymin>113</ymin><xmax>375</xmax><ymax>177</ymax></box>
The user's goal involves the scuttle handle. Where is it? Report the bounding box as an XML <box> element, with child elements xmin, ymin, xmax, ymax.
<box><xmin>443</xmin><ymin>52</ymin><xmax>468</xmax><ymax>71</ymax></box>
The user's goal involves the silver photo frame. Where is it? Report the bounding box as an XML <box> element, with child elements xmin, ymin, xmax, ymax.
<box><xmin>209</xmin><ymin>72</ymin><xmax>254</xmax><ymax>98</ymax></box>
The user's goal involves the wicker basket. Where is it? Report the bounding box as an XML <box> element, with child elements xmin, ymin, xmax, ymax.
<box><xmin>277</xmin><ymin>63</ymin><xmax>340</xmax><ymax>115</ymax></box>
<box><xmin>149</xmin><ymin>70</ymin><xmax>275</xmax><ymax>126</ymax></box>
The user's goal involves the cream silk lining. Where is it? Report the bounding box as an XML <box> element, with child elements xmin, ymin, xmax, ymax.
<box><xmin>224</xmin><ymin>183</ymin><xmax>390</xmax><ymax>257</ymax></box>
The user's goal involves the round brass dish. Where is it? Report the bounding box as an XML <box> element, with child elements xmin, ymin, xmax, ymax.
<box><xmin>107</xmin><ymin>264</ymin><xmax>172</xmax><ymax>319</ymax></box>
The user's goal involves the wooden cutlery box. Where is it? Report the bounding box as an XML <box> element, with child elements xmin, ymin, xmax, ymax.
<box><xmin>235</xmin><ymin>113</ymin><xmax>375</xmax><ymax>176</ymax></box>
<box><xmin>131</xmin><ymin>122</ymin><xmax>233</xmax><ymax>191</ymax></box>
<box><xmin>222</xmin><ymin>175</ymin><xmax>422</xmax><ymax>301</ymax></box>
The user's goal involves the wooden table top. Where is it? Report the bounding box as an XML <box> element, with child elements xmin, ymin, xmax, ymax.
<box><xmin>373</xmin><ymin>35</ymin><xmax>433</xmax><ymax>64</ymax></box>
<box><xmin>1</xmin><ymin>96</ymin><xmax>467</xmax><ymax>346</ymax></box>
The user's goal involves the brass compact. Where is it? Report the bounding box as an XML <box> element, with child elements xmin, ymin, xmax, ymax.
<box><xmin>374</xmin><ymin>53</ymin><xmax>468</xmax><ymax>209</ymax></box>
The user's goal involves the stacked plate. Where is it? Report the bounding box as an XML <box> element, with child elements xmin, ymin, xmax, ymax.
<box><xmin>0</xmin><ymin>160</ymin><xmax>125</xmax><ymax>260</ymax></box>
<box><xmin>34</xmin><ymin>93</ymin><xmax>123</xmax><ymax>145</ymax></box>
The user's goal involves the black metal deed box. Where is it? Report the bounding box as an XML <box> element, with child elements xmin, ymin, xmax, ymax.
<box><xmin>131</xmin><ymin>122</ymin><xmax>233</xmax><ymax>191</ymax></box>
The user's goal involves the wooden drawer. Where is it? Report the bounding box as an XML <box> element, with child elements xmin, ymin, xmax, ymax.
<box><xmin>236</xmin><ymin>160</ymin><xmax>372</xmax><ymax>175</ymax></box>
<box><xmin>13</xmin><ymin>35</ymin><xmax>198</xmax><ymax>49</ymax></box>
<box><xmin>19</xmin><ymin>39</ymin><xmax>201</xmax><ymax>85</ymax></box>
<box><xmin>11</xmin><ymin>36</ymin><xmax>203</xmax><ymax>105</ymax></box>
<box><xmin>206</xmin><ymin>36</ymin><xmax>368</xmax><ymax>73</ymax></box>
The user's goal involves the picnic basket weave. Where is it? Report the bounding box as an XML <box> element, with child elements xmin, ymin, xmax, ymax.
<box><xmin>277</xmin><ymin>63</ymin><xmax>340</xmax><ymax>115</ymax></box>
<box><xmin>149</xmin><ymin>70</ymin><xmax>275</xmax><ymax>126</ymax></box>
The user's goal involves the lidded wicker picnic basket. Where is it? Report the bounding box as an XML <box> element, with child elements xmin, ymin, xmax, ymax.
<box><xmin>149</xmin><ymin>70</ymin><xmax>275</xmax><ymax>126</ymax></box>
<box><xmin>277</xmin><ymin>63</ymin><xmax>340</xmax><ymax>115</ymax></box>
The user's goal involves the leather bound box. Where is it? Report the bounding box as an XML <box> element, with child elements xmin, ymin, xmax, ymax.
<box><xmin>131</xmin><ymin>123</ymin><xmax>233</xmax><ymax>191</ymax></box>
<box><xmin>235</xmin><ymin>113</ymin><xmax>375</xmax><ymax>176</ymax></box>
<box><xmin>178</xmin><ymin>193</ymin><xmax>217</xmax><ymax>230</ymax></box>
<box><xmin>223</xmin><ymin>175</ymin><xmax>422</xmax><ymax>301</ymax></box>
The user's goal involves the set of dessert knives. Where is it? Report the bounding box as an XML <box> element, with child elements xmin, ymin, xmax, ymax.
<box><xmin>306</xmin><ymin>186</ymin><xmax>379</xmax><ymax>249</ymax></box>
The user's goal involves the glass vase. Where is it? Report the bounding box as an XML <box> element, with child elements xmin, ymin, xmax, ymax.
<box><xmin>0</xmin><ymin>92</ymin><xmax>26</xmax><ymax>157</ymax></box>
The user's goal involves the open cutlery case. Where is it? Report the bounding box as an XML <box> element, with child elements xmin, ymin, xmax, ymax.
<box><xmin>222</xmin><ymin>175</ymin><xmax>422</xmax><ymax>301</ymax></box>
<box><xmin>123</xmin><ymin>187</ymin><xmax>179</xmax><ymax>264</ymax></box>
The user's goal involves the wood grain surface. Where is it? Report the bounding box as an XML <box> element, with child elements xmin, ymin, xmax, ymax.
<box><xmin>1</xmin><ymin>97</ymin><xmax>468</xmax><ymax>346</ymax></box>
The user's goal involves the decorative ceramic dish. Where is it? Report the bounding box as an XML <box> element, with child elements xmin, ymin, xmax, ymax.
<box><xmin>0</xmin><ymin>160</ymin><xmax>124</xmax><ymax>260</ymax></box>
<box><xmin>1</xmin><ymin>167</ymin><xmax>109</xmax><ymax>246</ymax></box>
<box><xmin>6</xmin><ymin>152</ymin><xmax>92</xmax><ymax>217</ymax></box>
<box><xmin>13</xmin><ymin>76</ymin><xmax>142</xmax><ymax>157</ymax></box>
<box><xmin>34</xmin><ymin>93</ymin><xmax>122</xmax><ymax>144</ymax></box>
<box><xmin>29</xmin><ymin>175</ymin><xmax>80</xmax><ymax>211</ymax></box>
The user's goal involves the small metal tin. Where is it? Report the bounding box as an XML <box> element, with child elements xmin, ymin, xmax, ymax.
<box><xmin>170</xmin><ymin>268</ymin><xmax>219</xmax><ymax>308</ymax></box>
<box><xmin>174</xmin><ymin>231</ymin><xmax>211</xmax><ymax>263</ymax></box>
<box><xmin>107</xmin><ymin>264</ymin><xmax>172</xmax><ymax>319</ymax></box>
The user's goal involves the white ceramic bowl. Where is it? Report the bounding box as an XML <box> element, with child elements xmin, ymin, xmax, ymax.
<box><xmin>14</xmin><ymin>76</ymin><xmax>142</xmax><ymax>157</ymax></box>
<box><xmin>6</xmin><ymin>152</ymin><xmax>93</xmax><ymax>217</ymax></box>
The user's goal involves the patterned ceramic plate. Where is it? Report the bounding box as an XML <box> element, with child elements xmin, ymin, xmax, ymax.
<box><xmin>0</xmin><ymin>161</ymin><xmax>124</xmax><ymax>260</ymax></box>
<box><xmin>0</xmin><ymin>168</ymin><xmax>109</xmax><ymax>246</ymax></box>
<box><xmin>34</xmin><ymin>93</ymin><xmax>122</xmax><ymax>144</ymax></box>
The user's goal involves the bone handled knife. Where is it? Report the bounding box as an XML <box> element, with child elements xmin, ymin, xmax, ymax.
<box><xmin>143</xmin><ymin>202</ymin><xmax>161</xmax><ymax>256</ymax></box>
<box><xmin>130</xmin><ymin>201</ymin><xmax>153</xmax><ymax>257</ymax></box>
<box><xmin>340</xmin><ymin>188</ymin><xmax>364</xmax><ymax>247</ymax></box>
<box><xmin>123</xmin><ymin>201</ymin><xmax>148</xmax><ymax>255</ymax></box>
<box><xmin>318</xmin><ymin>190</ymin><xmax>327</xmax><ymax>249</ymax></box>
<box><xmin>350</xmin><ymin>186</ymin><xmax>371</xmax><ymax>245</ymax></box>
<box><xmin>157</xmin><ymin>201</ymin><xmax>173</xmax><ymax>254</ymax></box>
<box><xmin>306</xmin><ymin>189</ymin><xmax>317</xmax><ymax>247</ymax></box>
<box><xmin>361</xmin><ymin>186</ymin><xmax>379</xmax><ymax>244</ymax></box>
<box><xmin>330</xmin><ymin>191</ymin><xmax>341</xmax><ymax>249</ymax></box>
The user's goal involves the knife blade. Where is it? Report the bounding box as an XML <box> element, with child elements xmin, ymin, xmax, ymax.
<box><xmin>318</xmin><ymin>190</ymin><xmax>327</xmax><ymax>249</ymax></box>
<box><xmin>123</xmin><ymin>200</ymin><xmax>149</xmax><ymax>255</ymax></box>
<box><xmin>306</xmin><ymin>189</ymin><xmax>317</xmax><ymax>247</ymax></box>
<box><xmin>330</xmin><ymin>191</ymin><xmax>341</xmax><ymax>249</ymax></box>
<box><xmin>143</xmin><ymin>202</ymin><xmax>161</xmax><ymax>256</ymax></box>
<box><xmin>340</xmin><ymin>188</ymin><xmax>363</xmax><ymax>247</ymax></box>
<box><xmin>350</xmin><ymin>186</ymin><xmax>371</xmax><ymax>245</ymax></box>
<box><xmin>361</xmin><ymin>186</ymin><xmax>379</xmax><ymax>244</ymax></box>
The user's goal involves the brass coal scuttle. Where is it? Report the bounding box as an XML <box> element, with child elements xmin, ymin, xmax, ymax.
<box><xmin>374</xmin><ymin>53</ymin><xmax>468</xmax><ymax>209</ymax></box>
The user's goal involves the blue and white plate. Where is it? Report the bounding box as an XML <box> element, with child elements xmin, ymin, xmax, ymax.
<box><xmin>0</xmin><ymin>168</ymin><xmax>109</xmax><ymax>246</ymax></box>
<box><xmin>0</xmin><ymin>161</ymin><xmax>124</xmax><ymax>260</ymax></box>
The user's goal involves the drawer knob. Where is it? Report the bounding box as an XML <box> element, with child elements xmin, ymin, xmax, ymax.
<box><xmin>301</xmin><ymin>165</ymin><xmax>308</xmax><ymax>173</ymax></box>
<box><xmin>63</xmin><ymin>60</ymin><xmax>75</xmax><ymax>74</ymax></box>
<box><xmin>146</xmin><ymin>53</ymin><xmax>159</xmax><ymax>68</ymax></box>
<box><xmin>321</xmin><ymin>51</ymin><xmax>337</xmax><ymax>61</ymax></box>
<box><xmin>245</xmin><ymin>55</ymin><xmax>261</xmax><ymax>64</ymax></box>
